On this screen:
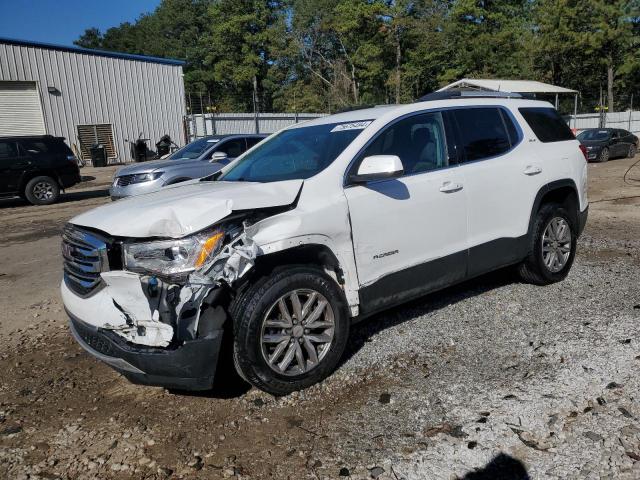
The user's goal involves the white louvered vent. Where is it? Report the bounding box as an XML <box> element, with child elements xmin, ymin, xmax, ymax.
<box><xmin>77</xmin><ymin>124</ymin><xmax>117</xmax><ymax>162</ymax></box>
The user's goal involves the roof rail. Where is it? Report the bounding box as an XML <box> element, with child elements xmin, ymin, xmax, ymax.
<box><xmin>416</xmin><ymin>90</ymin><xmax>523</xmax><ymax>102</ymax></box>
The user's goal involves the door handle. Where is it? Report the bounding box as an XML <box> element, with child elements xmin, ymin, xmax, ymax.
<box><xmin>439</xmin><ymin>181</ymin><xmax>463</xmax><ymax>193</ymax></box>
<box><xmin>523</xmin><ymin>165</ymin><xmax>542</xmax><ymax>176</ymax></box>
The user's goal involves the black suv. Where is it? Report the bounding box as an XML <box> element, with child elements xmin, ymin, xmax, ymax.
<box><xmin>0</xmin><ymin>135</ymin><xmax>81</xmax><ymax>205</ymax></box>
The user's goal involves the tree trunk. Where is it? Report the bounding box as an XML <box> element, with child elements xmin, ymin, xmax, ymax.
<box><xmin>607</xmin><ymin>61</ymin><xmax>614</xmax><ymax>113</ymax></box>
<box><xmin>395</xmin><ymin>27</ymin><xmax>401</xmax><ymax>104</ymax></box>
<box><xmin>351</xmin><ymin>65</ymin><xmax>358</xmax><ymax>104</ymax></box>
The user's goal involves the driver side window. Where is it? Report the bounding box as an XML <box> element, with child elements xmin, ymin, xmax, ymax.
<box><xmin>216</xmin><ymin>138</ymin><xmax>246</xmax><ymax>158</ymax></box>
<box><xmin>359</xmin><ymin>112</ymin><xmax>448</xmax><ymax>176</ymax></box>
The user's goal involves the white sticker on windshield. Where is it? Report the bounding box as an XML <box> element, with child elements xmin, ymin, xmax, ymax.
<box><xmin>598</xmin><ymin>130</ymin><xmax>607</xmax><ymax>134</ymax></box>
<box><xmin>207</xmin><ymin>139</ymin><xmax>220</xmax><ymax>143</ymax></box>
<box><xmin>330</xmin><ymin>121</ymin><xmax>372</xmax><ymax>133</ymax></box>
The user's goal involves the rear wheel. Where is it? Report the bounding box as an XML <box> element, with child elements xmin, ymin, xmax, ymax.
<box><xmin>24</xmin><ymin>176</ymin><xmax>60</xmax><ymax>205</ymax></box>
<box><xmin>231</xmin><ymin>266</ymin><xmax>349</xmax><ymax>395</ymax></box>
<box><xmin>597</xmin><ymin>147</ymin><xmax>609</xmax><ymax>163</ymax></box>
<box><xmin>628</xmin><ymin>145</ymin><xmax>637</xmax><ymax>158</ymax></box>
<box><xmin>518</xmin><ymin>203</ymin><xmax>577</xmax><ymax>285</ymax></box>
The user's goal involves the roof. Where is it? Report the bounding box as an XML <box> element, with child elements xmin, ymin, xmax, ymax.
<box><xmin>294</xmin><ymin>97</ymin><xmax>553</xmax><ymax>128</ymax></box>
<box><xmin>0</xmin><ymin>36</ymin><xmax>185</xmax><ymax>66</ymax></box>
<box><xmin>439</xmin><ymin>78</ymin><xmax>578</xmax><ymax>94</ymax></box>
<box><xmin>300</xmin><ymin>106</ymin><xmax>399</xmax><ymax>127</ymax></box>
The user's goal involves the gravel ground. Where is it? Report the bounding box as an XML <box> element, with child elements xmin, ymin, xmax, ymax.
<box><xmin>0</xmin><ymin>157</ymin><xmax>639</xmax><ymax>479</ymax></box>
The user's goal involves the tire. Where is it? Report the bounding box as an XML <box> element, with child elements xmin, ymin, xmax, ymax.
<box><xmin>597</xmin><ymin>147</ymin><xmax>609</xmax><ymax>163</ymax></box>
<box><xmin>518</xmin><ymin>203</ymin><xmax>577</xmax><ymax>285</ymax></box>
<box><xmin>628</xmin><ymin>145</ymin><xmax>637</xmax><ymax>159</ymax></box>
<box><xmin>24</xmin><ymin>176</ymin><xmax>60</xmax><ymax>205</ymax></box>
<box><xmin>231</xmin><ymin>265</ymin><xmax>349</xmax><ymax>395</ymax></box>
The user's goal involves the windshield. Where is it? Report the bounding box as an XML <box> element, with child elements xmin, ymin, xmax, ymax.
<box><xmin>577</xmin><ymin>130</ymin><xmax>610</xmax><ymax>141</ymax></box>
<box><xmin>219</xmin><ymin>121</ymin><xmax>371</xmax><ymax>182</ymax></box>
<box><xmin>168</xmin><ymin>138</ymin><xmax>218</xmax><ymax>159</ymax></box>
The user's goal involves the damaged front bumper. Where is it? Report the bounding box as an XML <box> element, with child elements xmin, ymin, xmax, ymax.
<box><xmin>68</xmin><ymin>311</ymin><xmax>222</xmax><ymax>390</ymax></box>
<box><xmin>61</xmin><ymin>272</ymin><xmax>229</xmax><ymax>391</ymax></box>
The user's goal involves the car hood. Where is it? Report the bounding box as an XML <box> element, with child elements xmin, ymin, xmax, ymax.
<box><xmin>70</xmin><ymin>179</ymin><xmax>304</xmax><ymax>238</ymax></box>
<box><xmin>116</xmin><ymin>157</ymin><xmax>202</xmax><ymax>176</ymax></box>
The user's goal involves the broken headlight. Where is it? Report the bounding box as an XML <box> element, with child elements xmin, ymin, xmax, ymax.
<box><xmin>123</xmin><ymin>229</ymin><xmax>225</xmax><ymax>278</ymax></box>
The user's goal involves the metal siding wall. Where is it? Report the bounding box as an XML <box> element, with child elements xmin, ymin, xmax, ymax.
<box><xmin>0</xmin><ymin>42</ymin><xmax>186</xmax><ymax>163</ymax></box>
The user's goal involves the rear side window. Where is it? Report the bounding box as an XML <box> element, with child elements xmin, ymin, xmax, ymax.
<box><xmin>519</xmin><ymin>107</ymin><xmax>574</xmax><ymax>143</ymax></box>
<box><xmin>453</xmin><ymin>107</ymin><xmax>512</xmax><ymax>162</ymax></box>
<box><xmin>20</xmin><ymin>138</ymin><xmax>71</xmax><ymax>155</ymax></box>
<box><xmin>0</xmin><ymin>141</ymin><xmax>18</xmax><ymax>159</ymax></box>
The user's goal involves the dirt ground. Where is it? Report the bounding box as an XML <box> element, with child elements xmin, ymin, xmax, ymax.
<box><xmin>1</xmin><ymin>156</ymin><xmax>639</xmax><ymax>479</ymax></box>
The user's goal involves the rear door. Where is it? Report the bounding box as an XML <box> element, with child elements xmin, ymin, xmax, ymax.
<box><xmin>450</xmin><ymin>106</ymin><xmax>545</xmax><ymax>276</ymax></box>
<box><xmin>344</xmin><ymin>110</ymin><xmax>468</xmax><ymax>313</ymax></box>
<box><xmin>0</xmin><ymin>140</ymin><xmax>24</xmax><ymax>194</ymax></box>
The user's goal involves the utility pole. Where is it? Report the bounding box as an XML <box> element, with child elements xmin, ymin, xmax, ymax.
<box><xmin>252</xmin><ymin>76</ymin><xmax>260</xmax><ymax>134</ymax></box>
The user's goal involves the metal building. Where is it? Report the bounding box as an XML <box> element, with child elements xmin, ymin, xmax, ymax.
<box><xmin>0</xmin><ymin>37</ymin><xmax>186</xmax><ymax>164</ymax></box>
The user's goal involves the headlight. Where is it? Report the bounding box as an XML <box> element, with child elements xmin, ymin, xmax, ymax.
<box><xmin>118</xmin><ymin>172</ymin><xmax>164</xmax><ymax>185</ymax></box>
<box><xmin>123</xmin><ymin>229</ymin><xmax>225</xmax><ymax>278</ymax></box>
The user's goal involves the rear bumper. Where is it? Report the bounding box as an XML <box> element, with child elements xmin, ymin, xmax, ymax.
<box><xmin>59</xmin><ymin>169</ymin><xmax>81</xmax><ymax>189</ymax></box>
<box><xmin>68</xmin><ymin>311</ymin><xmax>223</xmax><ymax>391</ymax></box>
<box><xmin>577</xmin><ymin>205</ymin><xmax>588</xmax><ymax>237</ymax></box>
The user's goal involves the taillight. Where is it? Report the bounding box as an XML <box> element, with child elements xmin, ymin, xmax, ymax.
<box><xmin>578</xmin><ymin>144</ymin><xmax>588</xmax><ymax>161</ymax></box>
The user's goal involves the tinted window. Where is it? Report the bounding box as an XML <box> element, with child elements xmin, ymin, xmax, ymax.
<box><xmin>577</xmin><ymin>130</ymin><xmax>610</xmax><ymax>141</ymax></box>
<box><xmin>0</xmin><ymin>141</ymin><xmax>18</xmax><ymax>159</ymax></box>
<box><xmin>169</xmin><ymin>138</ymin><xmax>217</xmax><ymax>159</ymax></box>
<box><xmin>245</xmin><ymin>137</ymin><xmax>263</xmax><ymax>149</ymax></box>
<box><xmin>453</xmin><ymin>108</ymin><xmax>511</xmax><ymax>161</ymax></box>
<box><xmin>219</xmin><ymin>122</ymin><xmax>366</xmax><ymax>182</ymax></box>
<box><xmin>360</xmin><ymin>112</ymin><xmax>448</xmax><ymax>175</ymax></box>
<box><xmin>218</xmin><ymin>138</ymin><xmax>246</xmax><ymax>157</ymax></box>
<box><xmin>519</xmin><ymin>107</ymin><xmax>575</xmax><ymax>143</ymax></box>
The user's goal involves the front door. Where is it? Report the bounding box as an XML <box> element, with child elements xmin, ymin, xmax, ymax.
<box><xmin>0</xmin><ymin>140</ymin><xmax>22</xmax><ymax>194</ymax></box>
<box><xmin>344</xmin><ymin>111</ymin><xmax>468</xmax><ymax>314</ymax></box>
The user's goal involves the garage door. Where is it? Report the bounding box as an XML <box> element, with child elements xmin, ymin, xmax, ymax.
<box><xmin>0</xmin><ymin>81</ymin><xmax>46</xmax><ymax>136</ymax></box>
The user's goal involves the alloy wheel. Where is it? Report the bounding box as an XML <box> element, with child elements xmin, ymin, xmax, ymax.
<box><xmin>260</xmin><ymin>289</ymin><xmax>335</xmax><ymax>376</ymax></box>
<box><xmin>542</xmin><ymin>217</ymin><xmax>572</xmax><ymax>273</ymax></box>
<box><xmin>33</xmin><ymin>182</ymin><xmax>54</xmax><ymax>201</ymax></box>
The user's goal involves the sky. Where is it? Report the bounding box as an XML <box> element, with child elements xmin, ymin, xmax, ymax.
<box><xmin>0</xmin><ymin>0</ymin><xmax>161</xmax><ymax>46</ymax></box>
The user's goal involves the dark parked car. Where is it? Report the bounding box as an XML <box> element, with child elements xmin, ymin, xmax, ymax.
<box><xmin>0</xmin><ymin>135</ymin><xmax>81</xmax><ymax>205</ymax></box>
<box><xmin>577</xmin><ymin>128</ymin><xmax>638</xmax><ymax>162</ymax></box>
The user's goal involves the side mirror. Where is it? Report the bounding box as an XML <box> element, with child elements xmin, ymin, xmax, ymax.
<box><xmin>210</xmin><ymin>151</ymin><xmax>228</xmax><ymax>163</ymax></box>
<box><xmin>349</xmin><ymin>155</ymin><xmax>404</xmax><ymax>184</ymax></box>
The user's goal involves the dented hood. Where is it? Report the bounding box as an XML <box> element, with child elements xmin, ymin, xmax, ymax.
<box><xmin>70</xmin><ymin>179</ymin><xmax>303</xmax><ymax>238</ymax></box>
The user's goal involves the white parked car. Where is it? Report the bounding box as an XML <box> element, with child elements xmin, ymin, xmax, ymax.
<box><xmin>61</xmin><ymin>93</ymin><xmax>588</xmax><ymax>395</ymax></box>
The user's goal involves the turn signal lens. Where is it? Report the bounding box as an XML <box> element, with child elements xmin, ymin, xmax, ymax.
<box><xmin>195</xmin><ymin>232</ymin><xmax>224</xmax><ymax>268</ymax></box>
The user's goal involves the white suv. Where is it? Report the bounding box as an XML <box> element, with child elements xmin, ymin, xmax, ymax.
<box><xmin>61</xmin><ymin>93</ymin><xmax>588</xmax><ymax>395</ymax></box>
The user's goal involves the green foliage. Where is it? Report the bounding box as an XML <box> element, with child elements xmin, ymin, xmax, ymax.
<box><xmin>76</xmin><ymin>0</ymin><xmax>640</xmax><ymax>113</ymax></box>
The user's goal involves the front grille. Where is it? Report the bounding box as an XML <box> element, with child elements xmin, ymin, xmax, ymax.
<box><xmin>115</xmin><ymin>175</ymin><xmax>136</xmax><ymax>187</ymax></box>
<box><xmin>73</xmin><ymin>318</ymin><xmax>116</xmax><ymax>356</ymax></box>
<box><xmin>62</xmin><ymin>225</ymin><xmax>109</xmax><ymax>296</ymax></box>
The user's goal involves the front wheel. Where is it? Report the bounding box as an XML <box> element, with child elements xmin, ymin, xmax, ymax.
<box><xmin>518</xmin><ymin>203</ymin><xmax>577</xmax><ymax>285</ymax></box>
<box><xmin>628</xmin><ymin>145</ymin><xmax>637</xmax><ymax>159</ymax></box>
<box><xmin>231</xmin><ymin>266</ymin><xmax>349</xmax><ymax>395</ymax></box>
